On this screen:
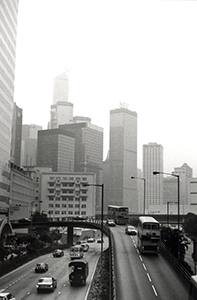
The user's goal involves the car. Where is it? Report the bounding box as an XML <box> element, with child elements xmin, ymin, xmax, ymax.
<box><xmin>87</xmin><ymin>237</ymin><xmax>95</xmax><ymax>243</ymax></box>
<box><xmin>80</xmin><ymin>243</ymin><xmax>89</xmax><ymax>252</ymax></box>
<box><xmin>0</xmin><ymin>291</ymin><xmax>15</xmax><ymax>300</ymax></box>
<box><xmin>97</xmin><ymin>238</ymin><xmax>104</xmax><ymax>243</ymax></box>
<box><xmin>35</xmin><ymin>263</ymin><xmax>49</xmax><ymax>273</ymax></box>
<box><xmin>53</xmin><ymin>249</ymin><xmax>64</xmax><ymax>257</ymax></box>
<box><xmin>36</xmin><ymin>277</ymin><xmax>57</xmax><ymax>293</ymax></box>
<box><xmin>107</xmin><ymin>219</ymin><xmax>116</xmax><ymax>227</ymax></box>
<box><xmin>125</xmin><ymin>225</ymin><xmax>137</xmax><ymax>235</ymax></box>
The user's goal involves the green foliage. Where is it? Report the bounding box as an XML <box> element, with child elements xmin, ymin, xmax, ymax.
<box><xmin>183</xmin><ymin>213</ymin><xmax>197</xmax><ymax>238</ymax></box>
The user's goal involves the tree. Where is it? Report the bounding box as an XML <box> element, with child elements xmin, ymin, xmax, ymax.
<box><xmin>183</xmin><ymin>213</ymin><xmax>197</xmax><ymax>239</ymax></box>
<box><xmin>31</xmin><ymin>211</ymin><xmax>49</xmax><ymax>236</ymax></box>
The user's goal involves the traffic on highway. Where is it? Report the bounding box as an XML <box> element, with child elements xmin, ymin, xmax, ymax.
<box><xmin>0</xmin><ymin>239</ymin><xmax>107</xmax><ymax>300</ymax></box>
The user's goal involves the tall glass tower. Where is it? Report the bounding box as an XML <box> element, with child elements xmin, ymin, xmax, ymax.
<box><xmin>0</xmin><ymin>0</ymin><xmax>19</xmax><ymax>208</ymax></box>
<box><xmin>107</xmin><ymin>108</ymin><xmax>138</xmax><ymax>214</ymax></box>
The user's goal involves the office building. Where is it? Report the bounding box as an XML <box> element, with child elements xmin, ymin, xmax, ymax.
<box><xmin>0</xmin><ymin>0</ymin><xmax>19</xmax><ymax>212</ymax></box>
<box><xmin>21</xmin><ymin>124</ymin><xmax>42</xmax><ymax>167</ymax></box>
<box><xmin>40</xmin><ymin>172</ymin><xmax>96</xmax><ymax>221</ymax></box>
<box><xmin>143</xmin><ymin>143</ymin><xmax>163</xmax><ymax>213</ymax></box>
<box><xmin>10</xmin><ymin>103</ymin><xmax>23</xmax><ymax>166</ymax></box>
<box><xmin>105</xmin><ymin>108</ymin><xmax>138</xmax><ymax>213</ymax></box>
<box><xmin>60</xmin><ymin>122</ymin><xmax>103</xmax><ymax>214</ymax></box>
<box><xmin>37</xmin><ymin>128</ymin><xmax>75</xmax><ymax>172</ymax></box>
<box><xmin>49</xmin><ymin>71</ymin><xmax>73</xmax><ymax>129</ymax></box>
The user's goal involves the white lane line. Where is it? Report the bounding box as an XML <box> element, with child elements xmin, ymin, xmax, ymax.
<box><xmin>142</xmin><ymin>263</ymin><xmax>147</xmax><ymax>271</ymax></box>
<box><xmin>147</xmin><ymin>273</ymin><xmax>152</xmax><ymax>282</ymax></box>
<box><xmin>139</xmin><ymin>255</ymin><xmax>143</xmax><ymax>262</ymax></box>
<box><xmin>152</xmin><ymin>285</ymin><xmax>158</xmax><ymax>296</ymax></box>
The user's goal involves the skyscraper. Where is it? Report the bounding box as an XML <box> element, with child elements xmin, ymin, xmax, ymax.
<box><xmin>10</xmin><ymin>103</ymin><xmax>22</xmax><ymax>166</ymax></box>
<box><xmin>0</xmin><ymin>0</ymin><xmax>19</xmax><ymax>208</ymax></box>
<box><xmin>37</xmin><ymin>128</ymin><xmax>75</xmax><ymax>172</ymax></box>
<box><xmin>49</xmin><ymin>71</ymin><xmax>73</xmax><ymax>129</ymax></box>
<box><xmin>143</xmin><ymin>143</ymin><xmax>163</xmax><ymax>213</ymax></box>
<box><xmin>106</xmin><ymin>108</ymin><xmax>138</xmax><ymax>213</ymax></box>
<box><xmin>59</xmin><ymin>121</ymin><xmax>103</xmax><ymax>214</ymax></box>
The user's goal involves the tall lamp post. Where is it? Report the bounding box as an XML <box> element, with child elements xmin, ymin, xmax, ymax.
<box><xmin>167</xmin><ymin>201</ymin><xmax>178</xmax><ymax>226</ymax></box>
<box><xmin>131</xmin><ymin>177</ymin><xmax>146</xmax><ymax>214</ymax></box>
<box><xmin>153</xmin><ymin>171</ymin><xmax>180</xmax><ymax>259</ymax></box>
<box><xmin>85</xmin><ymin>183</ymin><xmax>104</xmax><ymax>264</ymax></box>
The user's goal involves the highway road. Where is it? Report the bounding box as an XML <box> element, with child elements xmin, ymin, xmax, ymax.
<box><xmin>0</xmin><ymin>239</ymin><xmax>108</xmax><ymax>300</ymax></box>
<box><xmin>112</xmin><ymin>225</ymin><xmax>189</xmax><ymax>300</ymax></box>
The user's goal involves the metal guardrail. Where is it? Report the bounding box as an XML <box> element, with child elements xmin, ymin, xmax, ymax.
<box><xmin>159</xmin><ymin>242</ymin><xmax>192</xmax><ymax>287</ymax></box>
<box><xmin>108</xmin><ymin>230</ymin><xmax>116</xmax><ymax>300</ymax></box>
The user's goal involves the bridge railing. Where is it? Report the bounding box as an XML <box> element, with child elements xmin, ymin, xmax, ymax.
<box><xmin>108</xmin><ymin>229</ymin><xmax>116</xmax><ymax>300</ymax></box>
<box><xmin>159</xmin><ymin>241</ymin><xmax>192</xmax><ymax>287</ymax></box>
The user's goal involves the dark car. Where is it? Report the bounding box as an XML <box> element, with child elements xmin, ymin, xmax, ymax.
<box><xmin>53</xmin><ymin>249</ymin><xmax>64</xmax><ymax>257</ymax></box>
<box><xmin>80</xmin><ymin>243</ymin><xmax>89</xmax><ymax>252</ymax></box>
<box><xmin>36</xmin><ymin>277</ymin><xmax>57</xmax><ymax>292</ymax></box>
<box><xmin>18</xmin><ymin>218</ymin><xmax>31</xmax><ymax>223</ymax></box>
<box><xmin>35</xmin><ymin>263</ymin><xmax>49</xmax><ymax>273</ymax></box>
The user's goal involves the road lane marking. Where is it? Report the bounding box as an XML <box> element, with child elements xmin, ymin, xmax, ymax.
<box><xmin>147</xmin><ymin>273</ymin><xmax>152</xmax><ymax>282</ymax></box>
<box><xmin>142</xmin><ymin>263</ymin><xmax>147</xmax><ymax>270</ymax></box>
<box><xmin>152</xmin><ymin>285</ymin><xmax>158</xmax><ymax>296</ymax></box>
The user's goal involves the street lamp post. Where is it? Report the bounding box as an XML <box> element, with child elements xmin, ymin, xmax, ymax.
<box><xmin>131</xmin><ymin>177</ymin><xmax>146</xmax><ymax>214</ymax></box>
<box><xmin>85</xmin><ymin>183</ymin><xmax>104</xmax><ymax>264</ymax></box>
<box><xmin>167</xmin><ymin>201</ymin><xmax>178</xmax><ymax>226</ymax></box>
<box><xmin>153</xmin><ymin>171</ymin><xmax>180</xmax><ymax>259</ymax></box>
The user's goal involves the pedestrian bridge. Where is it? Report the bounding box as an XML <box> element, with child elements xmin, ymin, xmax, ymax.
<box><xmin>0</xmin><ymin>218</ymin><xmax>13</xmax><ymax>240</ymax></box>
<box><xmin>8</xmin><ymin>220</ymin><xmax>110</xmax><ymax>245</ymax></box>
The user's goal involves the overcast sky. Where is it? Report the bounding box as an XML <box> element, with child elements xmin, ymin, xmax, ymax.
<box><xmin>14</xmin><ymin>0</ymin><xmax>197</xmax><ymax>176</ymax></box>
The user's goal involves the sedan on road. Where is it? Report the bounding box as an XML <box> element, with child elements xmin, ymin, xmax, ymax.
<box><xmin>53</xmin><ymin>249</ymin><xmax>64</xmax><ymax>257</ymax></box>
<box><xmin>35</xmin><ymin>262</ymin><xmax>49</xmax><ymax>273</ymax></box>
<box><xmin>36</xmin><ymin>277</ymin><xmax>57</xmax><ymax>293</ymax></box>
<box><xmin>125</xmin><ymin>225</ymin><xmax>137</xmax><ymax>235</ymax></box>
<box><xmin>0</xmin><ymin>292</ymin><xmax>16</xmax><ymax>300</ymax></box>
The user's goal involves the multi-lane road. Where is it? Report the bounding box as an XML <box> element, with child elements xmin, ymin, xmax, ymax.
<box><xmin>0</xmin><ymin>226</ymin><xmax>193</xmax><ymax>300</ymax></box>
<box><xmin>0</xmin><ymin>240</ymin><xmax>107</xmax><ymax>300</ymax></box>
<box><xmin>112</xmin><ymin>225</ymin><xmax>190</xmax><ymax>300</ymax></box>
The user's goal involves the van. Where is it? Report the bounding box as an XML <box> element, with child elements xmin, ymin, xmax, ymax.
<box><xmin>70</xmin><ymin>245</ymin><xmax>84</xmax><ymax>260</ymax></box>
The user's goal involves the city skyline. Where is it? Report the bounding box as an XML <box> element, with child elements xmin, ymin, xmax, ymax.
<box><xmin>14</xmin><ymin>0</ymin><xmax>197</xmax><ymax>176</ymax></box>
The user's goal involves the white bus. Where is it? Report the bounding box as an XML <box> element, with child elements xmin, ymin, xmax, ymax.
<box><xmin>188</xmin><ymin>275</ymin><xmax>197</xmax><ymax>300</ymax></box>
<box><xmin>107</xmin><ymin>205</ymin><xmax>129</xmax><ymax>225</ymax></box>
<box><xmin>137</xmin><ymin>216</ymin><xmax>160</xmax><ymax>254</ymax></box>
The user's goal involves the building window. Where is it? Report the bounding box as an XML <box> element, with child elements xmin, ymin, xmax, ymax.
<box><xmin>68</xmin><ymin>211</ymin><xmax>73</xmax><ymax>215</ymax></box>
<box><xmin>81</xmin><ymin>211</ymin><xmax>86</xmax><ymax>215</ymax></box>
<box><xmin>62</xmin><ymin>204</ymin><xmax>67</xmax><ymax>208</ymax></box>
<box><xmin>75</xmin><ymin>211</ymin><xmax>80</xmax><ymax>215</ymax></box>
<box><xmin>62</xmin><ymin>211</ymin><xmax>67</xmax><ymax>214</ymax></box>
<box><xmin>81</xmin><ymin>204</ymin><xmax>86</xmax><ymax>208</ymax></box>
<box><xmin>55</xmin><ymin>211</ymin><xmax>60</xmax><ymax>214</ymax></box>
<box><xmin>49</xmin><ymin>204</ymin><xmax>53</xmax><ymax>207</ymax></box>
<box><xmin>55</xmin><ymin>204</ymin><xmax>60</xmax><ymax>208</ymax></box>
<box><xmin>68</xmin><ymin>204</ymin><xmax>73</xmax><ymax>208</ymax></box>
<box><xmin>75</xmin><ymin>204</ymin><xmax>80</xmax><ymax>208</ymax></box>
<box><xmin>49</xmin><ymin>197</ymin><xmax>54</xmax><ymax>200</ymax></box>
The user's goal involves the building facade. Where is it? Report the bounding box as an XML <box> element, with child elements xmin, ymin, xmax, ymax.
<box><xmin>60</xmin><ymin>122</ymin><xmax>103</xmax><ymax>214</ymax></box>
<box><xmin>21</xmin><ymin>124</ymin><xmax>42</xmax><ymax>167</ymax></box>
<box><xmin>49</xmin><ymin>71</ymin><xmax>74</xmax><ymax>129</ymax></box>
<box><xmin>40</xmin><ymin>172</ymin><xmax>96</xmax><ymax>221</ymax></box>
<box><xmin>143</xmin><ymin>143</ymin><xmax>163</xmax><ymax>213</ymax></box>
<box><xmin>0</xmin><ymin>0</ymin><xmax>19</xmax><ymax>213</ymax></box>
<box><xmin>105</xmin><ymin>108</ymin><xmax>138</xmax><ymax>213</ymax></box>
<box><xmin>10</xmin><ymin>103</ymin><xmax>22</xmax><ymax>166</ymax></box>
<box><xmin>37</xmin><ymin>128</ymin><xmax>75</xmax><ymax>172</ymax></box>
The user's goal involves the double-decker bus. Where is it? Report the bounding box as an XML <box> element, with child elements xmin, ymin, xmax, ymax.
<box><xmin>137</xmin><ymin>216</ymin><xmax>160</xmax><ymax>254</ymax></box>
<box><xmin>188</xmin><ymin>275</ymin><xmax>197</xmax><ymax>300</ymax></box>
<box><xmin>107</xmin><ymin>205</ymin><xmax>129</xmax><ymax>225</ymax></box>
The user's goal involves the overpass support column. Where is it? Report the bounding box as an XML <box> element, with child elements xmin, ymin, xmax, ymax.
<box><xmin>67</xmin><ymin>226</ymin><xmax>73</xmax><ymax>246</ymax></box>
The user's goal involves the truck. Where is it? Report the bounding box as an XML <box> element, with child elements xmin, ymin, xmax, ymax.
<box><xmin>68</xmin><ymin>260</ymin><xmax>89</xmax><ymax>286</ymax></box>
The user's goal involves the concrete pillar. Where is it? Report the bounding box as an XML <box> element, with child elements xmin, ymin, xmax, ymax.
<box><xmin>67</xmin><ymin>226</ymin><xmax>73</xmax><ymax>246</ymax></box>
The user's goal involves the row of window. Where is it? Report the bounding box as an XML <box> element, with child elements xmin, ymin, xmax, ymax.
<box><xmin>48</xmin><ymin>211</ymin><xmax>87</xmax><ymax>215</ymax></box>
<box><xmin>48</xmin><ymin>204</ymin><xmax>86</xmax><ymax>208</ymax></box>
<box><xmin>48</xmin><ymin>197</ymin><xmax>87</xmax><ymax>201</ymax></box>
